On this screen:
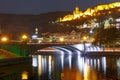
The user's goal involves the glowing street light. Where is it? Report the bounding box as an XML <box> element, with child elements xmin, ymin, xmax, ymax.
<box><xmin>20</xmin><ymin>34</ymin><xmax>28</xmax><ymax>56</ymax></box>
<box><xmin>59</xmin><ymin>37</ymin><xmax>64</xmax><ymax>42</ymax></box>
<box><xmin>21</xmin><ymin>34</ymin><xmax>29</xmax><ymax>42</ymax></box>
<box><xmin>82</xmin><ymin>36</ymin><xmax>87</xmax><ymax>54</ymax></box>
<box><xmin>83</xmin><ymin>36</ymin><xmax>87</xmax><ymax>42</ymax></box>
<box><xmin>1</xmin><ymin>36</ymin><xmax>8</xmax><ymax>42</ymax></box>
<box><xmin>22</xmin><ymin>35</ymin><xmax>28</xmax><ymax>40</ymax></box>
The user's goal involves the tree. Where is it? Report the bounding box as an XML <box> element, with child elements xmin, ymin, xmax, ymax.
<box><xmin>93</xmin><ymin>27</ymin><xmax>119</xmax><ymax>47</ymax></box>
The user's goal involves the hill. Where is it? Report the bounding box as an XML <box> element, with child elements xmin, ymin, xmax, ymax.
<box><xmin>0</xmin><ymin>11</ymin><xmax>70</xmax><ymax>39</ymax></box>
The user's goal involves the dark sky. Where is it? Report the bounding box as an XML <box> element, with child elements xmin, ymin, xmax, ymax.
<box><xmin>0</xmin><ymin>0</ymin><xmax>119</xmax><ymax>14</ymax></box>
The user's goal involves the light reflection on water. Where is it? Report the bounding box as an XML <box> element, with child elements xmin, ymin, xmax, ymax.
<box><xmin>32</xmin><ymin>54</ymin><xmax>120</xmax><ymax>80</ymax></box>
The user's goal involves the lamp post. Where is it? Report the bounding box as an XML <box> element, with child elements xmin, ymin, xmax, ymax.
<box><xmin>83</xmin><ymin>36</ymin><xmax>87</xmax><ymax>54</ymax></box>
<box><xmin>20</xmin><ymin>34</ymin><xmax>28</xmax><ymax>56</ymax></box>
<box><xmin>0</xmin><ymin>36</ymin><xmax>8</xmax><ymax>49</ymax></box>
<box><xmin>1</xmin><ymin>37</ymin><xmax>8</xmax><ymax>42</ymax></box>
<box><xmin>22</xmin><ymin>35</ymin><xmax>28</xmax><ymax>41</ymax></box>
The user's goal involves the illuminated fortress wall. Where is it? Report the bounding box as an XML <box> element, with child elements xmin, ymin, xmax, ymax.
<box><xmin>59</xmin><ymin>2</ymin><xmax>120</xmax><ymax>22</ymax></box>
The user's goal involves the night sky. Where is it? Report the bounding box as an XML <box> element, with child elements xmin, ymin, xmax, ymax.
<box><xmin>0</xmin><ymin>0</ymin><xmax>119</xmax><ymax>14</ymax></box>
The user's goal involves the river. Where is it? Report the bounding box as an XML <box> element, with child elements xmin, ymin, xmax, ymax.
<box><xmin>31</xmin><ymin>53</ymin><xmax>120</xmax><ymax>80</ymax></box>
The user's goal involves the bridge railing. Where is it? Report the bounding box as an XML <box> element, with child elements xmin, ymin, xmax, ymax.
<box><xmin>86</xmin><ymin>48</ymin><xmax>120</xmax><ymax>52</ymax></box>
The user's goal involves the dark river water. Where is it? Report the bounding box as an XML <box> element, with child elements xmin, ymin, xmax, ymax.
<box><xmin>32</xmin><ymin>54</ymin><xmax>120</xmax><ymax>80</ymax></box>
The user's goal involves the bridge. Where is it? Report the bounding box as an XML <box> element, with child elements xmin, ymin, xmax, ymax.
<box><xmin>0</xmin><ymin>42</ymin><xmax>81</xmax><ymax>56</ymax></box>
<box><xmin>27</xmin><ymin>42</ymin><xmax>81</xmax><ymax>54</ymax></box>
<box><xmin>27</xmin><ymin>42</ymin><xmax>120</xmax><ymax>56</ymax></box>
<box><xmin>0</xmin><ymin>42</ymin><xmax>120</xmax><ymax>56</ymax></box>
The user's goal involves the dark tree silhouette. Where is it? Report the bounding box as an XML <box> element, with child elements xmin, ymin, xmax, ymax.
<box><xmin>93</xmin><ymin>27</ymin><xmax>119</xmax><ymax>47</ymax></box>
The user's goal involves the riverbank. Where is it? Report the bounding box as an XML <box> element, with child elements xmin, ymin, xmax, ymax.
<box><xmin>0</xmin><ymin>57</ymin><xmax>33</xmax><ymax>79</ymax></box>
<box><xmin>0</xmin><ymin>49</ymin><xmax>18</xmax><ymax>58</ymax></box>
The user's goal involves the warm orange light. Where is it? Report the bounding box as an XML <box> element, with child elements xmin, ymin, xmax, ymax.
<box><xmin>84</xmin><ymin>63</ymin><xmax>91</xmax><ymax>80</ymax></box>
<box><xmin>92</xmin><ymin>38</ymin><xmax>95</xmax><ymax>42</ymax></box>
<box><xmin>59</xmin><ymin>2</ymin><xmax>120</xmax><ymax>22</ymax></box>
<box><xmin>118</xmin><ymin>9</ymin><xmax>120</xmax><ymax>12</ymax></box>
<box><xmin>22</xmin><ymin>71</ymin><xmax>28</xmax><ymax>80</ymax></box>
<box><xmin>83</xmin><ymin>36</ymin><xmax>87</xmax><ymax>41</ymax></box>
<box><xmin>1</xmin><ymin>37</ymin><xmax>8</xmax><ymax>42</ymax></box>
<box><xmin>22</xmin><ymin>35</ymin><xmax>27</xmax><ymax>40</ymax></box>
<box><xmin>59</xmin><ymin>37</ymin><xmax>64</xmax><ymax>42</ymax></box>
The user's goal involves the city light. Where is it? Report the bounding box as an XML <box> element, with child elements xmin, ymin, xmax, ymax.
<box><xmin>32</xmin><ymin>35</ymin><xmax>38</xmax><ymax>39</ymax></box>
<box><xmin>21</xmin><ymin>71</ymin><xmax>28</xmax><ymax>80</ymax></box>
<box><xmin>92</xmin><ymin>38</ymin><xmax>95</xmax><ymax>42</ymax></box>
<box><xmin>83</xmin><ymin>36</ymin><xmax>87</xmax><ymax>41</ymax></box>
<box><xmin>22</xmin><ymin>35</ymin><xmax>28</xmax><ymax>40</ymax></box>
<box><xmin>59</xmin><ymin>37</ymin><xmax>64</xmax><ymax>42</ymax></box>
<box><xmin>1</xmin><ymin>36</ymin><xmax>8</xmax><ymax>42</ymax></box>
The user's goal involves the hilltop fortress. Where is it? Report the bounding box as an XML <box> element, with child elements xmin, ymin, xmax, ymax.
<box><xmin>59</xmin><ymin>2</ymin><xmax>120</xmax><ymax>22</ymax></box>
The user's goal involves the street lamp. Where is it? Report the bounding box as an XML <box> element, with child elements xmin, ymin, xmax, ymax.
<box><xmin>21</xmin><ymin>71</ymin><xmax>28</xmax><ymax>80</ymax></box>
<box><xmin>20</xmin><ymin>34</ymin><xmax>28</xmax><ymax>56</ymax></box>
<box><xmin>22</xmin><ymin>35</ymin><xmax>28</xmax><ymax>41</ymax></box>
<box><xmin>83</xmin><ymin>36</ymin><xmax>87</xmax><ymax>41</ymax></box>
<box><xmin>82</xmin><ymin>36</ymin><xmax>87</xmax><ymax>54</ymax></box>
<box><xmin>0</xmin><ymin>36</ymin><xmax>9</xmax><ymax>49</ymax></box>
<box><xmin>1</xmin><ymin>36</ymin><xmax>8</xmax><ymax>42</ymax></box>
